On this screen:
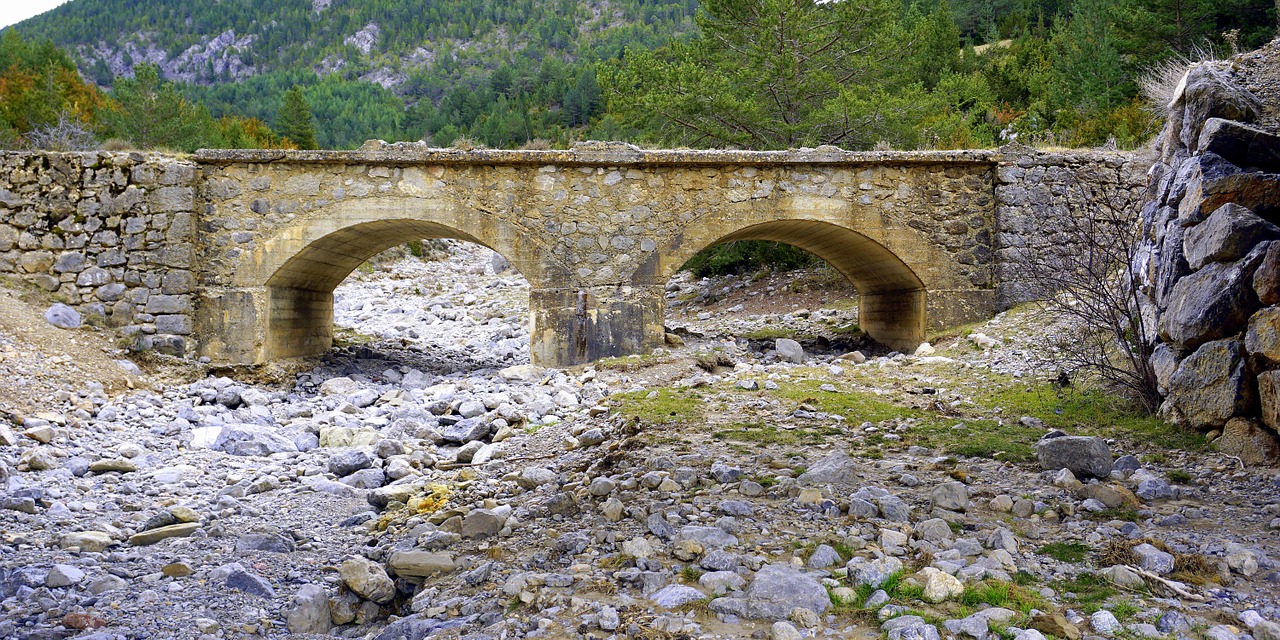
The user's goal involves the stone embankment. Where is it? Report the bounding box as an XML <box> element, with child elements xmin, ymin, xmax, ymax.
<box><xmin>1136</xmin><ymin>58</ymin><xmax>1280</xmax><ymax>463</ymax></box>
<box><xmin>0</xmin><ymin>153</ymin><xmax>199</xmax><ymax>356</ymax></box>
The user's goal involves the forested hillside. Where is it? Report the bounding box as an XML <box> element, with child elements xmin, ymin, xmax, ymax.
<box><xmin>8</xmin><ymin>0</ymin><xmax>696</xmax><ymax>148</ymax></box>
<box><xmin>2</xmin><ymin>0</ymin><xmax>1276</xmax><ymax>150</ymax></box>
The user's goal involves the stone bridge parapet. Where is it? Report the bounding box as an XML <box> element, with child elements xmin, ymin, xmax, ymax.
<box><xmin>0</xmin><ymin>144</ymin><xmax>1147</xmax><ymax>367</ymax></box>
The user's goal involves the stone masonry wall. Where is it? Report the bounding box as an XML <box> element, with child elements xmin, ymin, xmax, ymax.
<box><xmin>0</xmin><ymin>145</ymin><xmax>1151</xmax><ymax>367</ymax></box>
<box><xmin>994</xmin><ymin>145</ymin><xmax>1150</xmax><ymax>309</ymax></box>
<box><xmin>0</xmin><ymin>152</ymin><xmax>199</xmax><ymax>356</ymax></box>
<box><xmin>1137</xmin><ymin>63</ymin><xmax>1280</xmax><ymax>465</ymax></box>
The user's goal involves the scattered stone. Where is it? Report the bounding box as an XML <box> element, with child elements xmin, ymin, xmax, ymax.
<box><xmin>918</xmin><ymin>567</ymin><xmax>964</xmax><ymax>603</ymax></box>
<box><xmin>45</xmin><ymin>303</ymin><xmax>81</xmax><ymax>329</ymax></box>
<box><xmin>339</xmin><ymin>557</ymin><xmax>396</xmax><ymax>604</ymax></box>
<box><xmin>1035</xmin><ymin>434</ymin><xmax>1113</xmax><ymax>479</ymax></box>
<box><xmin>129</xmin><ymin>522</ymin><xmax>200</xmax><ymax>546</ymax></box>
<box><xmin>1132</xmin><ymin>543</ymin><xmax>1176</xmax><ymax>575</ymax></box>
<box><xmin>286</xmin><ymin>584</ymin><xmax>332</xmax><ymax>634</ymax></box>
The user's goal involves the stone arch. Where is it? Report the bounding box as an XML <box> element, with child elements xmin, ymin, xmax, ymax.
<box><xmin>243</xmin><ymin>198</ymin><xmax>560</xmax><ymax>362</ymax></box>
<box><xmin>656</xmin><ymin>219</ymin><xmax>951</xmax><ymax>351</ymax></box>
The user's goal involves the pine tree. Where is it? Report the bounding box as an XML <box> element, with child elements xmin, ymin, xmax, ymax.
<box><xmin>277</xmin><ymin>86</ymin><xmax>317</xmax><ymax>149</ymax></box>
<box><xmin>102</xmin><ymin>63</ymin><xmax>215</xmax><ymax>151</ymax></box>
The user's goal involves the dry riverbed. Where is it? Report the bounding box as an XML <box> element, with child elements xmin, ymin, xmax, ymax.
<box><xmin>0</xmin><ymin>242</ymin><xmax>1277</xmax><ymax>640</ymax></box>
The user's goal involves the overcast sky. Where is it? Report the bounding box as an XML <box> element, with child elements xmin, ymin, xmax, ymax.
<box><xmin>0</xmin><ymin>1</ymin><xmax>70</xmax><ymax>31</ymax></box>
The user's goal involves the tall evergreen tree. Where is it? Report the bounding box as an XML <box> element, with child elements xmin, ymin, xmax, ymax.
<box><xmin>102</xmin><ymin>63</ymin><xmax>215</xmax><ymax>151</ymax></box>
<box><xmin>601</xmin><ymin>0</ymin><xmax>900</xmax><ymax>149</ymax></box>
<box><xmin>277</xmin><ymin>86</ymin><xmax>317</xmax><ymax>149</ymax></box>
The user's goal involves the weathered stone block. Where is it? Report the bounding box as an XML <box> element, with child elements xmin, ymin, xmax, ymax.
<box><xmin>1173</xmin><ymin>64</ymin><xmax>1263</xmax><ymax>152</ymax></box>
<box><xmin>155</xmin><ymin>314</ymin><xmax>192</xmax><ymax>335</ymax></box>
<box><xmin>1245</xmin><ymin>307</ymin><xmax>1280</xmax><ymax>362</ymax></box>
<box><xmin>18</xmin><ymin>251</ymin><xmax>54</xmax><ymax>273</ymax></box>
<box><xmin>1149</xmin><ymin>343</ymin><xmax>1180</xmax><ymax>395</ymax></box>
<box><xmin>150</xmin><ymin>186</ymin><xmax>195</xmax><ymax>212</ymax></box>
<box><xmin>1159</xmin><ymin>259</ymin><xmax>1259</xmax><ymax>349</ymax></box>
<box><xmin>1196</xmin><ymin>118</ymin><xmax>1280</xmax><ymax>172</ymax></box>
<box><xmin>1255</xmin><ymin>242</ymin><xmax>1280</xmax><ymax>305</ymax></box>
<box><xmin>1164</xmin><ymin>339</ymin><xmax>1251</xmax><ymax>430</ymax></box>
<box><xmin>1183</xmin><ymin>203</ymin><xmax>1280</xmax><ymax>270</ymax></box>
<box><xmin>1218</xmin><ymin>416</ymin><xmax>1280</xmax><ymax>466</ymax></box>
<box><xmin>145</xmin><ymin>295</ymin><xmax>191</xmax><ymax>314</ymax></box>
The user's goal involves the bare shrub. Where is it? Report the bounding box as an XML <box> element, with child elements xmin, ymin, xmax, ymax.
<box><xmin>520</xmin><ymin>138</ymin><xmax>553</xmax><ymax>150</ymax></box>
<box><xmin>25</xmin><ymin>111</ymin><xmax>98</xmax><ymax>151</ymax></box>
<box><xmin>451</xmin><ymin>135</ymin><xmax>486</xmax><ymax>151</ymax></box>
<box><xmin>1137</xmin><ymin>44</ymin><xmax>1220</xmax><ymax>110</ymax></box>
<box><xmin>1015</xmin><ymin>182</ymin><xmax>1161</xmax><ymax>412</ymax></box>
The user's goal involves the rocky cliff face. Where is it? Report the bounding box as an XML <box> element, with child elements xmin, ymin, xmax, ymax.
<box><xmin>1138</xmin><ymin>53</ymin><xmax>1280</xmax><ymax>464</ymax></box>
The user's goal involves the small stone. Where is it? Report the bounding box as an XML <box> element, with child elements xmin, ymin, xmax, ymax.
<box><xmin>776</xmin><ymin>338</ymin><xmax>804</xmax><ymax>363</ymax></box>
<box><xmin>339</xmin><ymin>557</ymin><xmax>395</xmax><ymax>604</ymax></box>
<box><xmin>286</xmin><ymin>584</ymin><xmax>332</xmax><ymax>634</ymax></box>
<box><xmin>918</xmin><ymin>566</ymin><xmax>964</xmax><ymax>603</ymax></box>
<box><xmin>1132</xmin><ymin>543</ymin><xmax>1175</xmax><ymax>575</ymax></box>
<box><xmin>1032</xmin><ymin>611</ymin><xmax>1082</xmax><ymax>640</ymax></box>
<box><xmin>649</xmin><ymin>584</ymin><xmax>706</xmax><ymax>608</ymax></box>
<box><xmin>225</xmin><ymin>568</ymin><xmax>276</xmax><ymax>599</ymax></box>
<box><xmin>772</xmin><ymin>621</ymin><xmax>803</xmax><ymax>640</ymax></box>
<box><xmin>461</xmin><ymin>509</ymin><xmax>506</xmax><ymax>538</ymax></box>
<box><xmin>388</xmin><ymin>551</ymin><xmax>454</xmax><ymax>578</ymax></box>
<box><xmin>852</xmin><ymin>557</ymin><xmax>903</xmax><ymax>587</ymax></box>
<box><xmin>1091</xmin><ymin>610</ymin><xmax>1122</xmax><ymax>635</ymax></box>
<box><xmin>1100</xmin><ymin>565</ymin><xmax>1146</xmax><ymax>589</ymax></box>
<box><xmin>930</xmin><ymin>481</ymin><xmax>969</xmax><ymax>511</ymax></box>
<box><xmin>89</xmin><ymin>458</ymin><xmax>138</xmax><ymax>473</ymax></box>
<box><xmin>989</xmin><ymin>495</ymin><xmax>1014</xmax><ymax>512</ymax></box>
<box><xmin>129</xmin><ymin>522</ymin><xmax>200</xmax><ymax>546</ymax></box>
<box><xmin>1035</xmin><ymin>435</ymin><xmax>1112</xmax><ymax>479</ymax></box>
<box><xmin>45</xmin><ymin>303</ymin><xmax>81</xmax><ymax>329</ymax></box>
<box><xmin>163</xmin><ymin>562</ymin><xmax>195</xmax><ymax>577</ymax></box>
<box><xmin>46</xmin><ymin>564</ymin><xmax>86</xmax><ymax>587</ymax></box>
<box><xmin>915</xmin><ymin>518</ymin><xmax>953</xmax><ymax>542</ymax></box>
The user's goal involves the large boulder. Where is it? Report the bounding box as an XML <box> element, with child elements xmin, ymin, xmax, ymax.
<box><xmin>1217</xmin><ymin>417</ymin><xmax>1280</xmax><ymax>466</ymax></box>
<box><xmin>1035</xmin><ymin>435</ymin><xmax>1112</xmax><ymax>480</ymax></box>
<box><xmin>1246</xmin><ymin>306</ymin><xmax>1280</xmax><ymax>361</ymax></box>
<box><xmin>213</xmin><ymin>425</ymin><xmax>298</xmax><ymax>456</ymax></box>
<box><xmin>1256</xmin><ymin>371</ymin><xmax>1280</xmax><ymax>433</ymax></box>
<box><xmin>1159</xmin><ymin>259</ymin><xmax>1259</xmax><ymax>350</ymax></box>
<box><xmin>1183</xmin><ymin>203</ymin><xmax>1280</xmax><ymax>270</ymax></box>
<box><xmin>1170</xmin><ymin>64</ymin><xmax>1263</xmax><ymax>154</ymax></box>
<box><xmin>708</xmin><ymin>564</ymin><xmax>830</xmax><ymax>620</ymax></box>
<box><xmin>1196</xmin><ymin>118</ymin><xmax>1280</xmax><ymax>172</ymax></box>
<box><xmin>1164</xmin><ymin>339</ymin><xmax>1251</xmax><ymax>430</ymax></box>
<box><xmin>797</xmin><ymin>450</ymin><xmax>858</xmax><ymax>485</ymax></box>
<box><xmin>1254</xmin><ymin>243</ymin><xmax>1280</xmax><ymax>304</ymax></box>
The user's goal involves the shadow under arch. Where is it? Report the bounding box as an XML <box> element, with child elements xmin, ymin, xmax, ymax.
<box><xmin>260</xmin><ymin>216</ymin><xmax>541</xmax><ymax>362</ymax></box>
<box><xmin>660</xmin><ymin>220</ymin><xmax>928</xmax><ymax>350</ymax></box>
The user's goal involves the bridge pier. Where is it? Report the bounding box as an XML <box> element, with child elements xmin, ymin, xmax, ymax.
<box><xmin>529</xmin><ymin>285</ymin><xmax>666</xmax><ymax>367</ymax></box>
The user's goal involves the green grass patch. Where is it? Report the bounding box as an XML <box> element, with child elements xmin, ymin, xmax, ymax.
<box><xmin>910</xmin><ymin>418</ymin><xmax>1041</xmax><ymax>463</ymax></box>
<box><xmin>713</xmin><ymin>421</ymin><xmax>844</xmax><ymax>446</ymax></box>
<box><xmin>979</xmin><ymin>384</ymin><xmax>1205</xmax><ymax>451</ymax></box>
<box><xmin>609</xmin><ymin>387</ymin><xmax>703</xmax><ymax>426</ymax></box>
<box><xmin>1053</xmin><ymin>573</ymin><xmax>1117</xmax><ymax>613</ymax></box>
<box><xmin>769</xmin><ymin>380</ymin><xmax>920</xmax><ymax>423</ymax></box>
<box><xmin>1167</xmin><ymin>469</ymin><xmax>1193</xmax><ymax>484</ymax></box>
<box><xmin>1038</xmin><ymin>542</ymin><xmax>1091</xmax><ymax>563</ymax></box>
<box><xmin>1089</xmin><ymin>507</ymin><xmax>1140</xmax><ymax>522</ymax></box>
<box><xmin>959</xmin><ymin>580</ymin><xmax>1048</xmax><ymax>614</ymax></box>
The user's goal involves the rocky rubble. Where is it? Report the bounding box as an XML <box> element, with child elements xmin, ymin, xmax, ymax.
<box><xmin>0</xmin><ymin>243</ymin><xmax>1277</xmax><ymax>640</ymax></box>
<box><xmin>1136</xmin><ymin>45</ymin><xmax>1280</xmax><ymax>463</ymax></box>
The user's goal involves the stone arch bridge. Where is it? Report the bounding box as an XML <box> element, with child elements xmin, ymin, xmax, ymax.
<box><xmin>0</xmin><ymin>145</ymin><xmax>1145</xmax><ymax>367</ymax></box>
